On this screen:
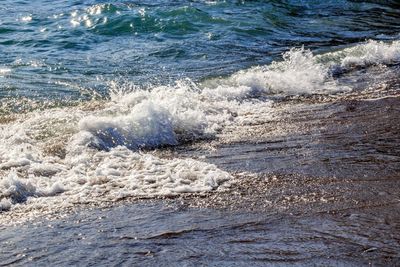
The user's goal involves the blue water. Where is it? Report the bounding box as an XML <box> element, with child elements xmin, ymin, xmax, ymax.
<box><xmin>1</xmin><ymin>2</ymin><xmax>400</xmax><ymax>266</ymax></box>
<box><xmin>1</xmin><ymin>0</ymin><xmax>400</xmax><ymax>101</ymax></box>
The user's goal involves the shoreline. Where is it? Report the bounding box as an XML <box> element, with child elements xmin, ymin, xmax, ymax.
<box><xmin>1</xmin><ymin>90</ymin><xmax>399</xmax><ymax>265</ymax></box>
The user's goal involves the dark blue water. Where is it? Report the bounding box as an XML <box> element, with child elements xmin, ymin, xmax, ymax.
<box><xmin>1</xmin><ymin>0</ymin><xmax>400</xmax><ymax>100</ymax></box>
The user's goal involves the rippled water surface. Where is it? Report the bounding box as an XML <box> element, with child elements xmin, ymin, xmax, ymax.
<box><xmin>1</xmin><ymin>0</ymin><xmax>400</xmax><ymax>100</ymax></box>
<box><xmin>1</xmin><ymin>0</ymin><xmax>400</xmax><ymax>266</ymax></box>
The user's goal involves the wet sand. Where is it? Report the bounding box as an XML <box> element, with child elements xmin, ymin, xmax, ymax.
<box><xmin>162</xmin><ymin>91</ymin><xmax>400</xmax><ymax>264</ymax></box>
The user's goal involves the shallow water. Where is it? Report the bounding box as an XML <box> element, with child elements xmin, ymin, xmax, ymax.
<box><xmin>1</xmin><ymin>201</ymin><xmax>399</xmax><ymax>266</ymax></box>
<box><xmin>1</xmin><ymin>0</ymin><xmax>400</xmax><ymax>266</ymax></box>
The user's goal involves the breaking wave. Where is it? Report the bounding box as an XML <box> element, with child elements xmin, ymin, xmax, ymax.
<box><xmin>1</xmin><ymin>39</ymin><xmax>399</xmax><ymax>213</ymax></box>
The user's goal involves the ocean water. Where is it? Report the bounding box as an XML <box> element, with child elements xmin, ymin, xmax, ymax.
<box><xmin>1</xmin><ymin>1</ymin><xmax>400</xmax><ymax>265</ymax></box>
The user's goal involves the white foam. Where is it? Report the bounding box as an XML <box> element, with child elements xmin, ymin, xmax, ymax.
<box><xmin>247</xmin><ymin>48</ymin><xmax>329</xmax><ymax>93</ymax></box>
<box><xmin>0</xmin><ymin>79</ymin><xmax>250</xmax><ymax>213</ymax></box>
<box><xmin>63</xmin><ymin>146</ymin><xmax>232</xmax><ymax>200</ymax></box>
<box><xmin>2</xmin><ymin>39</ymin><xmax>399</xmax><ymax>215</ymax></box>
<box><xmin>320</xmin><ymin>40</ymin><xmax>400</xmax><ymax>69</ymax></box>
<box><xmin>207</xmin><ymin>47</ymin><xmax>344</xmax><ymax>95</ymax></box>
<box><xmin>0</xmin><ymin>171</ymin><xmax>64</xmax><ymax>211</ymax></box>
<box><xmin>211</xmin><ymin>40</ymin><xmax>400</xmax><ymax>95</ymax></box>
<box><xmin>73</xmin><ymin>78</ymin><xmax>271</xmax><ymax>152</ymax></box>
<box><xmin>78</xmin><ymin>101</ymin><xmax>178</xmax><ymax>150</ymax></box>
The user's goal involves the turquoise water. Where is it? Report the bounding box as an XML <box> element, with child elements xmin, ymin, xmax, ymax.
<box><xmin>1</xmin><ymin>1</ymin><xmax>400</xmax><ymax>101</ymax></box>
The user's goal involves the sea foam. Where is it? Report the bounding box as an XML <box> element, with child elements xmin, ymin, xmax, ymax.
<box><xmin>209</xmin><ymin>40</ymin><xmax>400</xmax><ymax>95</ymax></box>
<box><xmin>230</xmin><ymin>47</ymin><xmax>333</xmax><ymax>94</ymax></box>
<box><xmin>1</xmin><ymin>39</ymin><xmax>399</xmax><ymax>213</ymax></box>
<box><xmin>322</xmin><ymin>40</ymin><xmax>400</xmax><ymax>68</ymax></box>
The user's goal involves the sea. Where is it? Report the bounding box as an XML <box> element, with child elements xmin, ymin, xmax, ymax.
<box><xmin>1</xmin><ymin>1</ymin><xmax>400</xmax><ymax>266</ymax></box>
